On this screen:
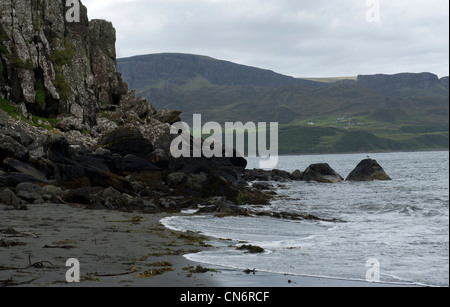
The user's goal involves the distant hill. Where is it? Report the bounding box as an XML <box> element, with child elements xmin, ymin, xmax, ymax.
<box><xmin>357</xmin><ymin>73</ymin><xmax>449</xmax><ymax>97</ymax></box>
<box><xmin>117</xmin><ymin>53</ymin><xmax>322</xmax><ymax>90</ymax></box>
<box><xmin>299</xmin><ymin>76</ymin><xmax>358</xmax><ymax>83</ymax></box>
<box><xmin>117</xmin><ymin>53</ymin><xmax>449</xmax><ymax>154</ymax></box>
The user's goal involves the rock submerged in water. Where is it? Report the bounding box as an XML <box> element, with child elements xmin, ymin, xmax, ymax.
<box><xmin>346</xmin><ymin>159</ymin><xmax>392</xmax><ymax>181</ymax></box>
<box><xmin>301</xmin><ymin>163</ymin><xmax>344</xmax><ymax>183</ymax></box>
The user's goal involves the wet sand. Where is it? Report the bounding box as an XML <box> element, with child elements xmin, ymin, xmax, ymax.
<box><xmin>0</xmin><ymin>204</ymin><xmax>416</xmax><ymax>287</ymax></box>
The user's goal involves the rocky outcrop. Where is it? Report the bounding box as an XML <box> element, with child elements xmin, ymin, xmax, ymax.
<box><xmin>244</xmin><ymin>168</ymin><xmax>292</xmax><ymax>182</ymax></box>
<box><xmin>0</xmin><ymin>0</ymin><xmax>126</xmax><ymax>125</ymax></box>
<box><xmin>0</xmin><ymin>0</ymin><xmax>176</xmax><ymax>153</ymax></box>
<box><xmin>243</xmin><ymin>164</ymin><xmax>343</xmax><ymax>184</ymax></box>
<box><xmin>0</xmin><ymin>113</ymin><xmax>271</xmax><ymax>211</ymax></box>
<box><xmin>346</xmin><ymin>159</ymin><xmax>392</xmax><ymax>181</ymax></box>
<box><xmin>98</xmin><ymin>126</ymin><xmax>154</xmax><ymax>158</ymax></box>
<box><xmin>301</xmin><ymin>163</ymin><xmax>344</xmax><ymax>183</ymax></box>
<box><xmin>1</xmin><ymin>1</ymin><xmax>273</xmax><ymax>212</ymax></box>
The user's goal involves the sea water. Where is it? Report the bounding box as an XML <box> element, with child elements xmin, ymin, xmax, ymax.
<box><xmin>162</xmin><ymin>151</ymin><xmax>449</xmax><ymax>287</ymax></box>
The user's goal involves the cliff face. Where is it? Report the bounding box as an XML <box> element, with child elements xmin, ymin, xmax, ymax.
<box><xmin>0</xmin><ymin>0</ymin><xmax>126</xmax><ymax>126</ymax></box>
<box><xmin>1</xmin><ymin>0</ymin><xmax>264</xmax><ymax>214</ymax></box>
<box><xmin>357</xmin><ymin>73</ymin><xmax>446</xmax><ymax>97</ymax></box>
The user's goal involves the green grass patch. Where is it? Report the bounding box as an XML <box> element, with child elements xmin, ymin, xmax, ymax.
<box><xmin>53</xmin><ymin>71</ymin><xmax>70</xmax><ymax>100</ymax></box>
<box><xmin>31</xmin><ymin>115</ymin><xmax>62</xmax><ymax>130</ymax></box>
<box><xmin>10</xmin><ymin>57</ymin><xmax>34</xmax><ymax>70</ymax></box>
<box><xmin>0</xmin><ymin>98</ymin><xmax>62</xmax><ymax>130</ymax></box>
<box><xmin>35</xmin><ymin>80</ymin><xmax>46</xmax><ymax>107</ymax></box>
<box><xmin>0</xmin><ymin>96</ymin><xmax>16</xmax><ymax>115</ymax></box>
<box><xmin>51</xmin><ymin>39</ymin><xmax>74</xmax><ymax>66</ymax></box>
<box><xmin>0</xmin><ymin>44</ymin><xmax>7</xmax><ymax>55</ymax></box>
<box><xmin>0</xmin><ymin>97</ymin><xmax>27</xmax><ymax>122</ymax></box>
<box><xmin>50</xmin><ymin>39</ymin><xmax>74</xmax><ymax>101</ymax></box>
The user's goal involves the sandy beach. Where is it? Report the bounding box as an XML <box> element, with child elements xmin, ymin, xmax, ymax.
<box><xmin>0</xmin><ymin>204</ymin><xmax>417</xmax><ymax>288</ymax></box>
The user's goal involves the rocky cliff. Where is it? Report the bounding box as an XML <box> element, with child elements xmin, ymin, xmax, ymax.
<box><xmin>0</xmin><ymin>0</ymin><xmax>126</xmax><ymax>126</ymax></box>
<box><xmin>1</xmin><ymin>0</ymin><xmax>271</xmax><ymax>213</ymax></box>
<box><xmin>357</xmin><ymin>73</ymin><xmax>448</xmax><ymax>97</ymax></box>
<box><xmin>0</xmin><ymin>0</ymin><xmax>183</xmax><ymax>151</ymax></box>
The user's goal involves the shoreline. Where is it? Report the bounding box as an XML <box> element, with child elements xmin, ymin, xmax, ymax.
<box><xmin>0</xmin><ymin>204</ymin><xmax>423</xmax><ymax>287</ymax></box>
<box><xmin>174</xmin><ymin>220</ymin><xmax>423</xmax><ymax>288</ymax></box>
<box><xmin>0</xmin><ymin>203</ymin><xmax>221</xmax><ymax>287</ymax></box>
<box><xmin>249</xmin><ymin>149</ymin><xmax>449</xmax><ymax>160</ymax></box>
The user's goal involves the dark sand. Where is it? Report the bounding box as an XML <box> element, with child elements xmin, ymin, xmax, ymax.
<box><xmin>0</xmin><ymin>204</ymin><xmax>417</xmax><ymax>287</ymax></box>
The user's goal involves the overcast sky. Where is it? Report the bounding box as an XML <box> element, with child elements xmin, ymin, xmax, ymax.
<box><xmin>82</xmin><ymin>0</ymin><xmax>449</xmax><ymax>78</ymax></box>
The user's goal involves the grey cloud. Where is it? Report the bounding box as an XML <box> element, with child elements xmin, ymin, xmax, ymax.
<box><xmin>83</xmin><ymin>0</ymin><xmax>449</xmax><ymax>78</ymax></box>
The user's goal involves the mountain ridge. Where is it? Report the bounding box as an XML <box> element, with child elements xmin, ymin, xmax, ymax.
<box><xmin>117</xmin><ymin>53</ymin><xmax>324</xmax><ymax>90</ymax></box>
<box><xmin>117</xmin><ymin>53</ymin><xmax>449</xmax><ymax>154</ymax></box>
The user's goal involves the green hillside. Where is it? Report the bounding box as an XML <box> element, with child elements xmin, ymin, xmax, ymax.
<box><xmin>117</xmin><ymin>53</ymin><xmax>449</xmax><ymax>154</ymax></box>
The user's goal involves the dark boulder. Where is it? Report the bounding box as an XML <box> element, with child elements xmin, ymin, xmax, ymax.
<box><xmin>0</xmin><ymin>172</ymin><xmax>45</xmax><ymax>188</ymax></box>
<box><xmin>0</xmin><ymin>135</ymin><xmax>29</xmax><ymax>161</ymax></box>
<box><xmin>0</xmin><ymin>188</ymin><xmax>26</xmax><ymax>210</ymax></box>
<box><xmin>200</xmin><ymin>175</ymin><xmax>244</xmax><ymax>205</ymax></box>
<box><xmin>230</xmin><ymin>156</ymin><xmax>247</xmax><ymax>169</ymax></box>
<box><xmin>186</xmin><ymin>172</ymin><xmax>209</xmax><ymax>192</ymax></box>
<box><xmin>44</xmin><ymin>132</ymin><xmax>71</xmax><ymax>163</ymax></box>
<box><xmin>148</xmin><ymin>149</ymin><xmax>169</xmax><ymax>169</ymax></box>
<box><xmin>152</xmin><ymin>110</ymin><xmax>182</xmax><ymax>125</ymax></box>
<box><xmin>302</xmin><ymin>163</ymin><xmax>343</xmax><ymax>183</ymax></box>
<box><xmin>1</xmin><ymin>125</ymin><xmax>34</xmax><ymax>148</ymax></box>
<box><xmin>62</xmin><ymin>187</ymin><xmax>103</xmax><ymax>205</ymax></box>
<box><xmin>252</xmin><ymin>182</ymin><xmax>274</xmax><ymax>190</ymax></box>
<box><xmin>41</xmin><ymin>185</ymin><xmax>64</xmax><ymax>203</ymax></box>
<box><xmin>169</xmin><ymin>156</ymin><xmax>243</xmax><ymax>185</ymax></box>
<box><xmin>166</xmin><ymin>172</ymin><xmax>186</xmax><ymax>187</ymax></box>
<box><xmin>98</xmin><ymin>127</ymin><xmax>154</xmax><ymax>158</ymax></box>
<box><xmin>97</xmin><ymin>187</ymin><xmax>130</xmax><ymax>209</ymax></box>
<box><xmin>116</xmin><ymin>154</ymin><xmax>160</xmax><ymax>173</ymax></box>
<box><xmin>53</xmin><ymin>154</ymin><xmax>134</xmax><ymax>193</ymax></box>
<box><xmin>15</xmin><ymin>182</ymin><xmax>43</xmax><ymax>204</ymax></box>
<box><xmin>245</xmin><ymin>169</ymin><xmax>291</xmax><ymax>182</ymax></box>
<box><xmin>128</xmin><ymin>171</ymin><xmax>165</xmax><ymax>191</ymax></box>
<box><xmin>290</xmin><ymin>170</ymin><xmax>303</xmax><ymax>181</ymax></box>
<box><xmin>197</xmin><ymin>197</ymin><xmax>250</xmax><ymax>215</ymax></box>
<box><xmin>170</xmin><ymin>156</ymin><xmax>227</xmax><ymax>174</ymax></box>
<box><xmin>224</xmin><ymin>147</ymin><xmax>247</xmax><ymax>169</ymax></box>
<box><xmin>81</xmin><ymin>162</ymin><xmax>134</xmax><ymax>193</ymax></box>
<box><xmin>3</xmin><ymin>158</ymin><xmax>48</xmax><ymax>183</ymax></box>
<box><xmin>346</xmin><ymin>159</ymin><xmax>392</xmax><ymax>181</ymax></box>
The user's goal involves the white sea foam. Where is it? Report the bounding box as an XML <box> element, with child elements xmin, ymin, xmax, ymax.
<box><xmin>161</xmin><ymin>151</ymin><xmax>449</xmax><ymax>287</ymax></box>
